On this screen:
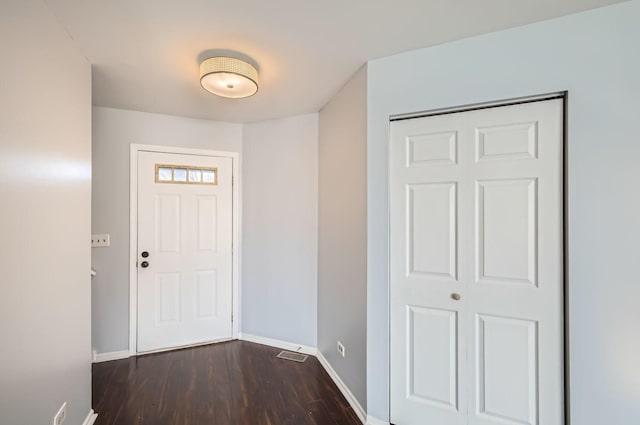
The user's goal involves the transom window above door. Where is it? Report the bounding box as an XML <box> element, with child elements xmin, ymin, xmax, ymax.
<box><xmin>155</xmin><ymin>164</ymin><xmax>218</xmax><ymax>185</ymax></box>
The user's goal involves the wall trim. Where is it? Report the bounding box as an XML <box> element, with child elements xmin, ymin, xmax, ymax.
<box><xmin>238</xmin><ymin>333</ymin><xmax>317</xmax><ymax>356</ymax></box>
<box><xmin>366</xmin><ymin>416</ymin><xmax>390</xmax><ymax>425</ymax></box>
<box><xmin>92</xmin><ymin>350</ymin><xmax>130</xmax><ymax>363</ymax></box>
<box><xmin>129</xmin><ymin>144</ymin><xmax>242</xmax><ymax>356</ymax></box>
<box><xmin>82</xmin><ymin>409</ymin><xmax>98</xmax><ymax>425</ymax></box>
<box><xmin>316</xmin><ymin>351</ymin><xmax>367</xmax><ymax>424</ymax></box>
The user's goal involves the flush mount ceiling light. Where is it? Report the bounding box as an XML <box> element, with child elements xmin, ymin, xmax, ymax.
<box><xmin>199</xmin><ymin>57</ymin><xmax>258</xmax><ymax>99</ymax></box>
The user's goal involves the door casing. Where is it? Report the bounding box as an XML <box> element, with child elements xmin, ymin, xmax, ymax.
<box><xmin>129</xmin><ymin>144</ymin><xmax>241</xmax><ymax>355</ymax></box>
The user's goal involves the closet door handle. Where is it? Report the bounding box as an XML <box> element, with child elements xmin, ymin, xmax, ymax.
<box><xmin>451</xmin><ymin>293</ymin><xmax>461</xmax><ymax>301</ymax></box>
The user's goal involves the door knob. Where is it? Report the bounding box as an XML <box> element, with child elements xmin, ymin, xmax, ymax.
<box><xmin>140</xmin><ymin>261</ymin><xmax>149</xmax><ymax>268</ymax></box>
<box><xmin>451</xmin><ymin>293</ymin><xmax>461</xmax><ymax>301</ymax></box>
<box><xmin>141</xmin><ymin>251</ymin><xmax>149</xmax><ymax>258</ymax></box>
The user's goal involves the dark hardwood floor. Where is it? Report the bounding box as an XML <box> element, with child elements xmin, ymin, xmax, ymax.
<box><xmin>92</xmin><ymin>340</ymin><xmax>362</xmax><ymax>425</ymax></box>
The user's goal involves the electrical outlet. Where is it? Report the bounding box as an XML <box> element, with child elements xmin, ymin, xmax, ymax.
<box><xmin>53</xmin><ymin>402</ymin><xmax>66</xmax><ymax>425</ymax></box>
<box><xmin>91</xmin><ymin>234</ymin><xmax>110</xmax><ymax>248</ymax></box>
<box><xmin>337</xmin><ymin>341</ymin><xmax>345</xmax><ymax>357</ymax></box>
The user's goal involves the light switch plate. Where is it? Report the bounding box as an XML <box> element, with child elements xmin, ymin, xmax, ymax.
<box><xmin>91</xmin><ymin>234</ymin><xmax>110</xmax><ymax>248</ymax></box>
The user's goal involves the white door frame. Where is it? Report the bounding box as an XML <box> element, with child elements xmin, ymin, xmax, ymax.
<box><xmin>387</xmin><ymin>91</ymin><xmax>569</xmax><ymax>423</ymax></box>
<box><xmin>129</xmin><ymin>143</ymin><xmax>241</xmax><ymax>355</ymax></box>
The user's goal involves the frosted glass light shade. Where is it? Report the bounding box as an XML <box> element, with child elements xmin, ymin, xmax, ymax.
<box><xmin>200</xmin><ymin>57</ymin><xmax>258</xmax><ymax>98</ymax></box>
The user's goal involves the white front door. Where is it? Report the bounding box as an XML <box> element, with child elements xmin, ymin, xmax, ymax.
<box><xmin>390</xmin><ymin>99</ymin><xmax>564</xmax><ymax>425</ymax></box>
<box><xmin>137</xmin><ymin>151</ymin><xmax>233</xmax><ymax>353</ymax></box>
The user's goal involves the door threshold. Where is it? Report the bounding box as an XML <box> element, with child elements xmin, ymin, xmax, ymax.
<box><xmin>136</xmin><ymin>337</ymin><xmax>234</xmax><ymax>357</ymax></box>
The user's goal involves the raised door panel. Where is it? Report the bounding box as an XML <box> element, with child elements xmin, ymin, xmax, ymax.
<box><xmin>196</xmin><ymin>195</ymin><xmax>217</xmax><ymax>252</ymax></box>
<box><xmin>195</xmin><ymin>270</ymin><xmax>217</xmax><ymax>319</ymax></box>
<box><xmin>407</xmin><ymin>306</ymin><xmax>459</xmax><ymax>410</ymax></box>
<box><xmin>408</xmin><ymin>183</ymin><xmax>457</xmax><ymax>281</ymax></box>
<box><xmin>476</xmin><ymin>179</ymin><xmax>537</xmax><ymax>286</ymax></box>
<box><xmin>475</xmin><ymin>314</ymin><xmax>538</xmax><ymax>425</ymax></box>
<box><xmin>476</xmin><ymin>122</ymin><xmax>538</xmax><ymax>162</ymax></box>
<box><xmin>156</xmin><ymin>194</ymin><xmax>181</xmax><ymax>254</ymax></box>
<box><xmin>156</xmin><ymin>272</ymin><xmax>181</xmax><ymax>324</ymax></box>
<box><xmin>407</xmin><ymin>131</ymin><xmax>458</xmax><ymax>167</ymax></box>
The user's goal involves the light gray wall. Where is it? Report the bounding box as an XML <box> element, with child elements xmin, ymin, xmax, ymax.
<box><xmin>366</xmin><ymin>1</ymin><xmax>640</xmax><ymax>422</ymax></box>
<box><xmin>318</xmin><ymin>66</ymin><xmax>368</xmax><ymax>409</ymax></box>
<box><xmin>242</xmin><ymin>114</ymin><xmax>319</xmax><ymax>347</ymax></box>
<box><xmin>92</xmin><ymin>107</ymin><xmax>242</xmax><ymax>353</ymax></box>
<box><xmin>0</xmin><ymin>1</ymin><xmax>92</xmax><ymax>424</ymax></box>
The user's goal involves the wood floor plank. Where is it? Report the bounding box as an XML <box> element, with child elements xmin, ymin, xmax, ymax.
<box><xmin>92</xmin><ymin>341</ymin><xmax>362</xmax><ymax>425</ymax></box>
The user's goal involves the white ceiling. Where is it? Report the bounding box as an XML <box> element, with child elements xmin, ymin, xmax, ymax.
<box><xmin>45</xmin><ymin>0</ymin><xmax>622</xmax><ymax>123</ymax></box>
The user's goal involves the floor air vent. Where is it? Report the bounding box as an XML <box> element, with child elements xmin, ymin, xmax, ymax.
<box><xmin>277</xmin><ymin>351</ymin><xmax>308</xmax><ymax>363</ymax></box>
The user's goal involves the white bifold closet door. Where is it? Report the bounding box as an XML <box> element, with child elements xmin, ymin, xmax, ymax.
<box><xmin>390</xmin><ymin>99</ymin><xmax>564</xmax><ymax>425</ymax></box>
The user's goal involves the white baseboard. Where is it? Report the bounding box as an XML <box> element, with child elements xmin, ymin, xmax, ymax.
<box><xmin>238</xmin><ymin>333</ymin><xmax>317</xmax><ymax>356</ymax></box>
<box><xmin>239</xmin><ymin>334</ymin><xmax>368</xmax><ymax>424</ymax></box>
<box><xmin>366</xmin><ymin>416</ymin><xmax>390</xmax><ymax>425</ymax></box>
<box><xmin>92</xmin><ymin>349</ymin><xmax>130</xmax><ymax>363</ymax></box>
<box><xmin>316</xmin><ymin>351</ymin><xmax>367</xmax><ymax>424</ymax></box>
<box><xmin>82</xmin><ymin>409</ymin><xmax>98</xmax><ymax>425</ymax></box>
